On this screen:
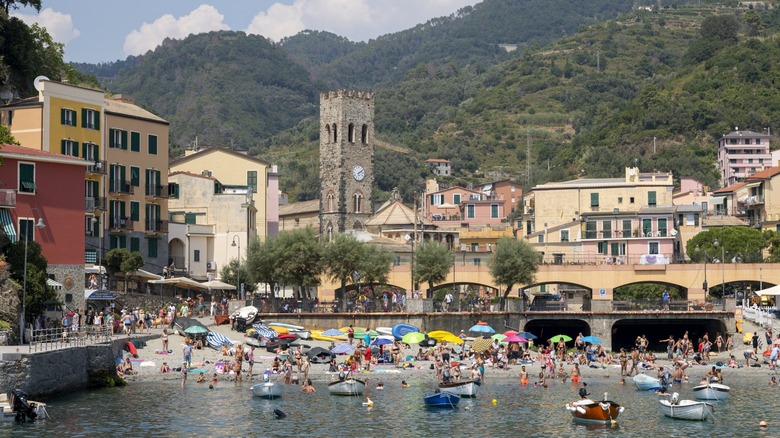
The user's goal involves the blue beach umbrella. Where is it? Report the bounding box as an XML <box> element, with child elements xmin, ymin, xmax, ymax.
<box><xmin>331</xmin><ymin>343</ymin><xmax>356</xmax><ymax>354</ymax></box>
<box><xmin>370</xmin><ymin>338</ymin><xmax>393</xmax><ymax>347</ymax></box>
<box><xmin>323</xmin><ymin>328</ymin><xmax>345</xmax><ymax>337</ymax></box>
<box><xmin>580</xmin><ymin>336</ymin><xmax>602</xmax><ymax>344</ymax></box>
<box><xmin>469</xmin><ymin>324</ymin><xmax>495</xmax><ymax>334</ymax></box>
<box><xmin>518</xmin><ymin>332</ymin><xmax>537</xmax><ymax>340</ymax></box>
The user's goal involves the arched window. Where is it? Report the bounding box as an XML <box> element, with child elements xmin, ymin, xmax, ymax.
<box><xmin>348</xmin><ymin>123</ymin><xmax>355</xmax><ymax>143</ymax></box>
<box><xmin>333</xmin><ymin>124</ymin><xmax>338</xmax><ymax>142</ymax></box>
<box><xmin>353</xmin><ymin>192</ymin><xmax>363</xmax><ymax>213</ymax></box>
<box><xmin>327</xmin><ymin>191</ymin><xmax>335</xmax><ymax>212</ymax></box>
<box><xmin>353</xmin><ymin>220</ymin><xmax>363</xmax><ymax>231</ymax></box>
<box><xmin>361</xmin><ymin>124</ymin><xmax>368</xmax><ymax>144</ymax></box>
<box><xmin>325</xmin><ymin>125</ymin><xmax>331</xmax><ymax>143</ymax></box>
<box><xmin>326</xmin><ymin>223</ymin><xmax>333</xmax><ymax>243</ymax></box>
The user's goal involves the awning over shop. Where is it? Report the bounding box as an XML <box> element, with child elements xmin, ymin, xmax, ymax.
<box><xmin>47</xmin><ymin>278</ymin><xmax>63</xmax><ymax>290</ymax></box>
<box><xmin>0</xmin><ymin>209</ymin><xmax>16</xmax><ymax>243</ymax></box>
<box><xmin>85</xmin><ymin>265</ymin><xmax>107</xmax><ymax>275</ymax></box>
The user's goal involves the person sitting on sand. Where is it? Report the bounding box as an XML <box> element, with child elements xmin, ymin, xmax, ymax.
<box><xmin>197</xmin><ymin>373</ymin><xmax>205</xmax><ymax>383</ymax></box>
<box><xmin>727</xmin><ymin>356</ymin><xmax>739</xmax><ymax>369</ymax></box>
<box><xmin>160</xmin><ymin>362</ymin><xmax>170</xmax><ymax>373</ymax></box>
<box><xmin>121</xmin><ymin>358</ymin><xmax>138</xmax><ymax>376</ymax></box>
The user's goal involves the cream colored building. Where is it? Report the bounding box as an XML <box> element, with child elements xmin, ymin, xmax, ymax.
<box><xmin>170</xmin><ymin>147</ymin><xmax>279</xmax><ymax>241</ymax></box>
<box><xmin>279</xmin><ymin>199</ymin><xmax>319</xmax><ymax>232</ymax></box>
<box><xmin>167</xmin><ymin>171</ymin><xmax>257</xmax><ymax>280</ymax></box>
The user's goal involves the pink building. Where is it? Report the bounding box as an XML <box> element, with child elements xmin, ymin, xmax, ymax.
<box><xmin>425</xmin><ymin>186</ymin><xmax>506</xmax><ymax>226</ymax></box>
<box><xmin>718</xmin><ymin>130</ymin><xmax>771</xmax><ymax>187</ymax></box>
<box><xmin>476</xmin><ymin>179</ymin><xmax>522</xmax><ymax>216</ymax></box>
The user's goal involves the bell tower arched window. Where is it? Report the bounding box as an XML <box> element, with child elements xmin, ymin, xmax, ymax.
<box><xmin>348</xmin><ymin>123</ymin><xmax>355</xmax><ymax>143</ymax></box>
<box><xmin>325</xmin><ymin>125</ymin><xmax>331</xmax><ymax>143</ymax></box>
<box><xmin>327</xmin><ymin>191</ymin><xmax>335</xmax><ymax>212</ymax></box>
<box><xmin>361</xmin><ymin>124</ymin><xmax>368</xmax><ymax>144</ymax></box>
<box><xmin>353</xmin><ymin>192</ymin><xmax>363</xmax><ymax>213</ymax></box>
<box><xmin>333</xmin><ymin>124</ymin><xmax>338</xmax><ymax>142</ymax></box>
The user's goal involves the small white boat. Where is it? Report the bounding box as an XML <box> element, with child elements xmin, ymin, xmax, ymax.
<box><xmin>232</xmin><ymin>306</ymin><xmax>258</xmax><ymax>321</ymax></box>
<box><xmin>693</xmin><ymin>382</ymin><xmax>730</xmax><ymax>400</ymax></box>
<box><xmin>438</xmin><ymin>380</ymin><xmax>480</xmax><ymax>397</ymax></box>
<box><xmin>565</xmin><ymin>393</ymin><xmax>624</xmax><ymax>425</ymax></box>
<box><xmin>376</xmin><ymin>327</ymin><xmax>393</xmax><ymax>336</ymax></box>
<box><xmin>266</xmin><ymin>322</ymin><xmax>304</xmax><ymax>330</ymax></box>
<box><xmin>633</xmin><ymin>373</ymin><xmax>661</xmax><ymax>391</ymax></box>
<box><xmin>659</xmin><ymin>394</ymin><xmax>714</xmax><ymax>421</ymax></box>
<box><xmin>328</xmin><ymin>378</ymin><xmax>366</xmax><ymax>396</ymax></box>
<box><xmin>289</xmin><ymin>329</ymin><xmax>311</xmax><ymax>340</ymax></box>
<box><xmin>251</xmin><ymin>379</ymin><xmax>283</xmax><ymax>399</ymax></box>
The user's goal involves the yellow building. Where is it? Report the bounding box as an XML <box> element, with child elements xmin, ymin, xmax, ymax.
<box><xmin>169</xmin><ymin>147</ymin><xmax>279</xmax><ymax>242</ymax></box>
<box><xmin>279</xmin><ymin>199</ymin><xmax>319</xmax><ymax>232</ymax></box>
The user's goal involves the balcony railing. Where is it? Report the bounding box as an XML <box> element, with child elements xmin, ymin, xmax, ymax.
<box><xmin>86</xmin><ymin>160</ymin><xmax>107</xmax><ymax>175</ymax></box>
<box><xmin>145</xmin><ymin>219</ymin><xmax>168</xmax><ymax>233</ymax></box>
<box><xmin>540</xmin><ymin>253</ymin><xmax>673</xmax><ymax>265</ymax></box>
<box><xmin>0</xmin><ymin>189</ymin><xmax>16</xmax><ymax>207</ymax></box>
<box><xmin>583</xmin><ymin>229</ymin><xmax>672</xmax><ymax>239</ymax></box>
<box><xmin>109</xmin><ymin>217</ymin><xmax>134</xmax><ymax>231</ymax></box>
<box><xmin>145</xmin><ymin>184</ymin><xmax>169</xmax><ymax>199</ymax></box>
<box><xmin>109</xmin><ymin>180</ymin><xmax>134</xmax><ymax>195</ymax></box>
<box><xmin>85</xmin><ymin>196</ymin><xmax>107</xmax><ymax>212</ymax></box>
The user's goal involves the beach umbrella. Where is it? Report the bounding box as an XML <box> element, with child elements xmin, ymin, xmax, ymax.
<box><xmin>401</xmin><ymin>332</ymin><xmax>427</xmax><ymax>345</ymax></box>
<box><xmin>427</xmin><ymin>330</ymin><xmax>458</xmax><ymax>341</ymax></box>
<box><xmin>581</xmin><ymin>335</ymin><xmax>602</xmax><ymax>344</ymax></box>
<box><xmin>518</xmin><ymin>332</ymin><xmax>537</xmax><ymax>340</ymax></box>
<box><xmin>471</xmin><ymin>336</ymin><xmax>493</xmax><ymax>353</ymax></box>
<box><xmin>502</xmin><ymin>335</ymin><xmax>528</xmax><ymax>343</ymax></box>
<box><xmin>323</xmin><ymin>328</ymin><xmax>345</xmax><ymax>337</ymax></box>
<box><xmin>491</xmin><ymin>333</ymin><xmax>508</xmax><ymax>344</ymax></box>
<box><xmin>469</xmin><ymin>323</ymin><xmax>495</xmax><ymax>334</ymax></box>
<box><xmin>331</xmin><ymin>343</ymin><xmax>356</xmax><ymax>354</ymax></box>
<box><xmin>184</xmin><ymin>325</ymin><xmax>209</xmax><ymax>335</ymax></box>
<box><xmin>370</xmin><ymin>338</ymin><xmax>393</xmax><ymax>347</ymax></box>
<box><xmin>440</xmin><ymin>334</ymin><xmax>464</xmax><ymax>344</ymax></box>
<box><xmin>549</xmin><ymin>334</ymin><xmax>573</xmax><ymax>343</ymax></box>
<box><xmin>503</xmin><ymin>330</ymin><xmax>519</xmax><ymax>337</ymax></box>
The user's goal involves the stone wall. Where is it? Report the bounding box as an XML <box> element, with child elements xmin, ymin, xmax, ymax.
<box><xmin>48</xmin><ymin>263</ymin><xmax>85</xmax><ymax>311</ymax></box>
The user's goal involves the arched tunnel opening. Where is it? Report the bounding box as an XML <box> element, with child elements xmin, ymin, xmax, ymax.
<box><xmin>611</xmin><ymin>319</ymin><xmax>728</xmax><ymax>352</ymax></box>
<box><xmin>524</xmin><ymin>319</ymin><xmax>591</xmax><ymax>343</ymax></box>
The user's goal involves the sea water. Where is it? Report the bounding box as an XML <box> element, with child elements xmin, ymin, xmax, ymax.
<box><xmin>3</xmin><ymin>375</ymin><xmax>775</xmax><ymax>437</ymax></box>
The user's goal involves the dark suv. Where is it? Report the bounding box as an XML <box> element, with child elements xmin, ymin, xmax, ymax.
<box><xmin>529</xmin><ymin>294</ymin><xmax>566</xmax><ymax>311</ymax></box>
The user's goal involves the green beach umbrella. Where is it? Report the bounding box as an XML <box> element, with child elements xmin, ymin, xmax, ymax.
<box><xmin>401</xmin><ymin>332</ymin><xmax>426</xmax><ymax>345</ymax></box>
<box><xmin>549</xmin><ymin>334</ymin><xmax>572</xmax><ymax>343</ymax></box>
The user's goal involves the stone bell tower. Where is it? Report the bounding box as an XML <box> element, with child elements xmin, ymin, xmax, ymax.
<box><xmin>319</xmin><ymin>90</ymin><xmax>375</xmax><ymax>240</ymax></box>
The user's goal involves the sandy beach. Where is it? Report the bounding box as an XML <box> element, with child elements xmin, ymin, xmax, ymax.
<box><xmin>117</xmin><ymin>316</ymin><xmax>780</xmax><ymax>387</ymax></box>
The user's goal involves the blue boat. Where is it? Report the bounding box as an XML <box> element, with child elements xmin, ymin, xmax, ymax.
<box><xmin>423</xmin><ymin>391</ymin><xmax>460</xmax><ymax>408</ymax></box>
<box><xmin>392</xmin><ymin>323</ymin><xmax>420</xmax><ymax>341</ymax></box>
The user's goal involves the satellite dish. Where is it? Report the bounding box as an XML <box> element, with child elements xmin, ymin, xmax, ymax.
<box><xmin>33</xmin><ymin>76</ymin><xmax>50</xmax><ymax>92</ymax></box>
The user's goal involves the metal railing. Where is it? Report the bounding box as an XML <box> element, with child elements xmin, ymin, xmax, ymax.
<box><xmin>85</xmin><ymin>196</ymin><xmax>107</xmax><ymax>212</ymax></box>
<box><xmin>611</xmin><ymin>298</ymin><xmax>725</xmax><ymax>312</ymax></box>
<box><xmin>29</xmin><ymin>325</ymin><xmax>113</xmax><ymax>353</ymax></box>
<box><xmin>145</xmin><ymin>219</ymin><xmax>168</xmax><ymax>233</ymax></box>
<box><xmin>109</xmin><ymin>180</ymin><xmax>134</xmax><ymax>195</ymax></box>
<box><xmin>0</xmin><ymin>189</ymin><xmax>16</xmax><ymax>207</ymax></box>
<box><xmin>86</xmin><ymin>160</ymin><xmax>107</xmax><ymax>174</ymax></box>
<box><xmin>539</xmin><ymin>253</ymin><xmax>673</xmax><ymax>265</ymax></box>
<box><xmin>145</xmin><ymin>184</ymin><xmax>169</xmax><ymax>198</ymax></box>
<box><xmin>110</xmin><ymin>217</ymin><xmax>134</xmax><ymax>231</ymax></box>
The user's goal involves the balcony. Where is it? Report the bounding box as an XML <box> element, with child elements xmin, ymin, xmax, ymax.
<box><xmin>740</xmin><ymin>195</ymin><xmax>764</xmax><ymax>206</ymax></box>
<box><xmin>109</xmin><ymin>180</ymin><xmax>134</xmax><ymax>195</ymax></box>
<box><xmin>86</xmin><ymin>160</ymin><xmax>107</xmax><ymax>175</ymax></box>
<box><xmin>85</xmin><ymin>196</ymin><xmax>107</xmax><ymax>212</ymax></box>
<box><xmin>109</xmin><ymin>217</ymin><xmax>134</xmax><ymax>231</ymax></box>
<box><xmin>583</xmin><ymin>229</ymin><xmax>673</xmax><ymax>240</ymax></box>
<box><xmin>0</xmin><ymin>189</ymin><xmax>16</xmax><ymax>208</ymax></box>
<box><xmin>145</xmin><ymin>184</ymin><xmax>169</xmax><ymax>199</ymax></box>
<box><xmin>145</xmin><ymin>219</ymin><xmax>168</xmax><ymax>233</ymax></box>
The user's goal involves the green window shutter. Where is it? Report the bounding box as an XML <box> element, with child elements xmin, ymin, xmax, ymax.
<box><xmin>131</xmin><ymin>132</ymin><xmax>140</xmax><ymax>152</ymax></box>
<box><xmin>81</xmin><ymin>108</ymin><xmax>87</xmax><ymax>128</ymax></box>
<box><xmin>73</xmin><ymin>142</ymin><xmax>79</xmax><ymax>157</ymax></box>
<box><xmin>130</xmin><ymin>237</ymin><xmax>140</xmax><ymax>252</ymax></box>
<box><xmin>120</xmin><ymin>166</ymin><xmax>126</xmax><ymax>184</ymax></box>
<box><xmin>131</xmin><ymin>167</ymin><xmax>140</xmax><ymax>187</ymax></box>
<box><xmin>453</xmin><ymin>194</ymin><xmax>460</xmax><ymax>204</ymax></box>
<box><xmin>19</xmin><ymin>163</ymin><xmax>34</xmax><ymax>191</ymax></box>
<box><xmin>61</xmin><ymin>108</ymin><xmax>66</xmax><ymax>125</ymax></box>
<box><xmin>109</xmin><ymin>129</ymin><xmax>115</xmax><ymax>148</ymax></box>
<box><xmin>130</xmin><ymin>202</ymin><xmax>139</xmax><ymax>221</ymax></box>
<box><xmin>94</xmin><ymin>111</ymin><xmax>100</xmax><ymax>130</ymax></box>
<box><xmin>648</xmin><ymin>191</ymin><xmax>657</xmax><ymax>206</ymax></box>
<box><xmin>611</xmin><ymin>243</ymin><xmax>619</xmax><ymax>256</ymax></box>
<box><xmin>148</xmin><ymin>135</ymin><xmax>158</xmax><ymax>155</ymax></box>
<box><xmin>61</xmin><ymin>139</ymin><xmax>66</xmax><ymax>155</ymax></box>
<box><xmin>148</xmin><ymin>238</ymin><xmax>158</xmax><ymax>258</ymax></box>
<box><xmin>121</xmin><ymin>131</ymin><xmax>128</xmax><ymax>150</ymax></box>
<box><xmin>185</xmin><ymin>213</ymin><xmax>197</xmax><ymax>224</ymax></box>
<box><xmin>491</xmin><ymin>204</ymin><xmax>498</xmax><ymax>218</ymax></box>
<box><xmin>590</xmin><ymin>193</ymin><xmax>599</xmax><ymax>207</ymax></box>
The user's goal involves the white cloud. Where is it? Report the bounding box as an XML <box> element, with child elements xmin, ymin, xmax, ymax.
<box><xmin>123</xmin><ymin>5</ymin><xmax>230</xmax><ymax>57</ymax></box>
<box><xmin>13</xmin><ymin>7</ymin><xmax>81</xmax><ymax>45</ymax></box>
<box><xmin>246</xmin><ymin>0</ymin><xmax>480</xmax><ymax>42</ymax></box>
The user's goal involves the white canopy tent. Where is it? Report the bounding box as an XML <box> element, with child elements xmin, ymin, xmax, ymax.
<box><xmin>755</xmin><ymin>285</ymin><xmax>780</xmax><ymax>296</ymax></box>
<box><xmin>201</xmin><ymin>280</ymin><xmax>237</xmax><ymax>291</ymax></box>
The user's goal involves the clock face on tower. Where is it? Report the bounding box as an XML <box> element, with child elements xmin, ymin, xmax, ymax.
<box><xmin>352</xmin><ymin>165</ymin><xmax>365</xmax><ymax>181</ymax></box>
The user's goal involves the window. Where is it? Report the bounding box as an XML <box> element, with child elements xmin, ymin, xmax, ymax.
<box><xmin>82</xmin><ymin>108</ymin><xmax>99</xmax><ymax>130</ymax></box>
<box><xmin>467</xmin><ymin>204</ymin><xmax>475</xmax><ymax>218</ymax></box>
<box><xmin>294</xmin><ymin>218</ymin><xmax>300</xmax><ymax>227</ymax></box>
<box><xmin>148</xmin><ymin>238</ymin><xmax>158</xmax><ymax>258</ymax></box>
<box><xmin>146</xmin><ymin>203</ymin><xmax>161</xmax><ymax>231</ymax></box>
<box><xmin>629</xmin><ymin>197</ymin><xmax>635</xmax><ymax>204</ymax></box>
<box><xmin>130</xmin><ymin>237</ymin><xmax>140</xmax><ymax>252</ymax></box>
<box><xmin>748</xmin><ymin>158</ymin><xmax>754</xmax><ymax>164</ymax></box>
<box><xmin>756</xmin><ymin>138</ymin><xmax>762</xmax><ymax>144</ymax></box>
<box><xmin>109</xmin><ymin>129</ymin><xmax>127</xmax><ymax>149</ymax></box>
<box><xmin>622</xmin><ymin>219</ymin><xmax>632</xmax><ymax>238</ymax></box>
<box><xmin>109</xmin><ymin>200</ymin><xmax>126</xmax><ymax>228</ymax></box>
<box><xmin>611</xmin><ymin>243</ymin><xmax>626</xmax><ymax>256</ymax></box>
<box><xmin>168</xmin><ymin>183</ymin><xmax>179</xmax><ymax>199</ymax></box>
<box><xmin>19</xmin><ymin>218</ymin><xmax>35</xmax><ymax>242</ymax></box>
<box><xmin>642</xmin><ymin>218</ymin><xmax>652</xmax><ymax>237</ymax></box>
<box><xmin>729</xmin><ymin>159</ymin><xmax>736</xmax><ymax>163</ymax></box>
<box><xmin>648</xmin><ymin>191</ymin><xmax>657</xmax><ymax>207</ymax></box>
<box><xmin>471</xmin><ymin>243</ymin><xmax>478</xmax><ymax>252</ymax></box>
<box><xmin>694</xmin><ymin>213</ymin><xmax>700</xmax><ymax>226</ymax></box>
<box><xmin>590</xmin><ymin>193</ymin><xmax>599</xmax><ymax>207</ymax></box>
<box><xmin>61</xmin><ymin>139</ymin><xmax>79</xmax><ymax>157</ymax></box>
<box><xmin>194</xmin><ymin>249</ymin><xmax>201</xmax><ymax>262</ymax></box>
<box><xmin>453</xmin><ymin>194</ymin><xmax>461</xmax><ymax>204</ymax></box>
<box><xmin>491</xmin><ymin>204</ymin><xmax>499</xmax><ymax>218</ymax></box>
<box><xmin>597</xmin><ymin>241</ymin><xmax>608</xmax><ymax>254</ymax></box>
<box><xmin>394</xmin><ymin>256</ymin><xmax>401</xmax><ymax>266</ymax></box>
<box><xmin>130</xmin><ymin>166</ymin><xmax>140</xmax><ymax>187</ymax></box>
<box><xmin>82</xmin><ymin>143</ymin><xmax>99</xmax><ymax>161</ymax></box>
<box><xmin>148</xmin><ymin>134</ymin><xmax>158</xmax><ymax>155</ymax></box>
<box><xmin>537</xmin><ymin>234</ymin><xmax>544</xmax><ymax>243</ymax></box>
<box><xmin>247</xmin><ymin>170</ymin><xmax>257</xmax><ymax>193</ymax></box>
<box><xmin>348</xmin><ymin>123</ymin><xmax>355</xmax><ymax>142</ymax></box>
<box><xmin>353</xmin><ymin>192</ymin><xmax>363</xmax><ymax>213</ymax></box>
<box><xmin>185</xmin><ymin>213</ymin><xmax>197</xmax><ymax>225</ymax></box>
<box><xmin>473</xmin><ymin>258</ymin><xmax>481</xmax><ymax>266</ymax></box>
<box><xmin>430</xmin><ymin>194</ymin><xmax>443</xmax><ymax>205</ymax></box>
<box><xmin>648</xmin><ymin>242</ymin><xmax>659</xmax><ymax>255</ymax></box>
<box><xmin>658</xmin><ymin>218</ymin><xmax>667</xmax><ymax>237</ymax></box>
<box><xmin>361</xmin><ymin>124</ymin><xmax>368</xmax><ymax>144</ymax></box>
<box><xmin>130</xmin><ymin>132</ymin><xmax>141</xmax><ymax>152</ymax></box>
<box><xmin>560</xmin><ymin>230</ymin><xmax>569</xmax><ymax>242</ymax></box>
<box><xmin>745</xmin><ymin>138</ymin><xmax>752</xmax><ymax>145</ymax></box>
<box><xmin>327</xmin><ymin>192</ymin><xmax>334</xmax><ymax>212</ymax></box>
<box><xmin>602</xmin><ymin>220</ymin><xmax>612</xmax><ymax>238</ymax></box>
<box><xmin>110</xmin><ymin>235</ymin><xmax>127</xmax><ymax>249</ymax></box>
<box><xmin>585</xmin><ymin>221</ymin><xmax>597</xmax><ymax>239</ymax></box>
<box><xmin>18</xmin><ymin>162</ymin><xmax>35</xmax><ymax>193</ymax></box>
<box><xmin>85</xmin><ymin>180</ymin><xmax>99</xmax><ymax>204</ymax></box>
<box><xmin>130</xmin><ymin>201</ymin><xmax>140</xmax><ymax>221</ymax></box>
<box><xmin>61</xmin><ymin>108</ymin><xmax>76</xmax><ymax>126</ymax></box>
<box><xmin>146</xmin><ymin>169</ymin><xmax>161</xmax><ymax>196</ymax></box>
<box><xmin>617</xmin><ymin>197</ymin><xmax>623</xmax><ymax>204</ymax></box>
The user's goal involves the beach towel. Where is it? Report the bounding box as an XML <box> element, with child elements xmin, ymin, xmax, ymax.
<box><xmin>252</xmin><ymin>324</ymin><xmax>278</xmax><ymax>339</ymax></box>
<box><xmin>139</xmin><ymin>361</ymin><xmax>156</xmax><ymax>367</ymax></box>
<box><xmin>206</xmin><ymin>331</ymin><xmax>235</xmax><ymax>350</ymax></box>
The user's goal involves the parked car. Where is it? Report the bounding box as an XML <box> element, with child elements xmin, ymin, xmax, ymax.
<box><xmin>529</xmin><ymin>294</ymin><xmax>566</xmax><ymax>311</ymax></box>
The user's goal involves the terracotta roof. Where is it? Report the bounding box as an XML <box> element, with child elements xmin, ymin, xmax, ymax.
<box><xmin>713</xmin><ymin>182</ymin><xmax>746</xmax><ymax>194</ymax></box>
<box><xmin>168</xmin><ymin>170</ymin><xmax>218</xmax><ymax>181</ymax></box>
<box><xmin>0</xmin><ymin>144</ymin><xmax>88</xmax><ymax>165</ymax></box>
<box><xmin>366</xmin><ymin>201</ymin><xmax>417</xmax><ymax>227</ymax></box>
<box><xmin>746</xmin><ymin>166</ymin><xmax>780</xmax><ymax>181</ymax></box>
<box><xmin>170</xmin><ymin>147</ymin><xmax>270</xmax><ymax>167</ymax></box>
<box><xmin>104</xmin><ymin>98</ymin><xmax>168</xmax><ymax>124</ymax></box>
<box><xmin>425</xmin><ymin>158</ymin><xmax>450</xmax><ymax>163</ymax></box>
<box><xmin>279</xmin><ymin>199</ymin><xmax>319</xmax><ymax>216</ymax></box>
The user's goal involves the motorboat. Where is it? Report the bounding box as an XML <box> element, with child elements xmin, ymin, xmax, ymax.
<box><xmin>659</xmin><ymin>393</ymin><xmax>714</xmax><ymax>421</ymax></box>
<box><xmin>565</xmin><ymin>393</ymin><xmax>624</xmax><ymax>424</ymax></box>
<box><xmin>232</xmin><ymin>306</ymin><xmax>258</xmax><ymax>322</ymax></box>
<box><xmin>633</xmin><ymin>373</ymin><xmax>661</xmax><ymax>391</ymax></box>
<box><xmin>423</xmin><ymin>391</ymin><xmax>460</xmax><ymax>408</ymax></box>
<box><xmin>1</xmin><ymin>390</ymin><xmax>47</xmax><ymax>423</ymax></box>
<box><xmin>251</xmin><ymin>377</ymin><xmax>283</xmax><ymax>399</ymax></box>
<box><xmin>438</xmin><ymin>380</ymin><xmax>480</xmax><ymax>397</ymax></box>
<box><xmin>693</xmin><ymin>382</ymin><xmax>730</xmax><ymax>400</ymax></box>
<box><xmin>328</xmin><ymin>378</ymin><xmax>366</xmax><ymax>396</ymax></box>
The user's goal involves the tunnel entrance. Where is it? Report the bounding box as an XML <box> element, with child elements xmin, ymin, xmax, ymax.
<box><xmin>611</xmin><ymin>319</ymin><xmax>728</xmax><ymax>352</ymax></box>
<box><xmin>524</xmin><ymin>319</ymin><xmax>591</xmax><ymax>344</ymax></box>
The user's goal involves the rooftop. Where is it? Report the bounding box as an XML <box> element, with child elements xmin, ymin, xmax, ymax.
<box><xmin>279</xmin><ymin>199</ymin><xmax>319</xmax><ymax>216</ymax></box>
<box><xmin>104</xmin><ymin>98</ymin><xmax>168</xmax><ymax>124</ymax></box>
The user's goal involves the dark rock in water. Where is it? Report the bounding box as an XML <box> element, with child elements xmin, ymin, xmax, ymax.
<box><xmin>274</xmin><ymin>409</ymin><xmax>286</xmax><ymax>419</ymax></box>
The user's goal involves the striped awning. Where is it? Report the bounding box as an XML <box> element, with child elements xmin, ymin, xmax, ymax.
<box><xmin>0</xmin><ymin>209</ymin><xmax>16</xmax><ymax>243</ymax></box>
<box><xmin>47</xmin><ymin>278</ymin><xmax>64</xmax><ymax>290</ymax></box>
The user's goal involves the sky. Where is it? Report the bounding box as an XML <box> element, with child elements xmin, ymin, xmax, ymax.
<box><xmin>12</xmin><ymin>0</ymin><xmax>481</xmax><ymax>64</ymax></box>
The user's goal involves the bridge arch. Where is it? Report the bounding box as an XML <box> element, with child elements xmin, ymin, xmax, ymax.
<box><xmin>611</xmin><ymin>318</ymin><xmax>728</xmax><ymax>352</ymax></box>
<box><xmin>613</xmin><ymin>280</ymin><xmax>690</xmax><ymax>300</ymax></box>
<box><xmin>524</xmin><ymin>318</ymin><xmax>591</xmax><ymax>343</ymax></box>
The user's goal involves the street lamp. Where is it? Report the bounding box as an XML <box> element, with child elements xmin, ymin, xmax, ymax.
<box><xmin>696</xmin><ymin>245</ymin><xmax>708</xmax><ymax>300</ymax></box>
<box><xmin>231</xmin><ymin>235</ymin><xmax>241</xmax><ymax>301</ymax></box>
<box><xmin>20</xmin><ymin>209</ymin><xmax>46</xmax><ymax>343</ymax></box>
<box><xmin>714</xmin><ymin>239</ymin><xmax>726</xmax><ymax>309</ymax></box>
